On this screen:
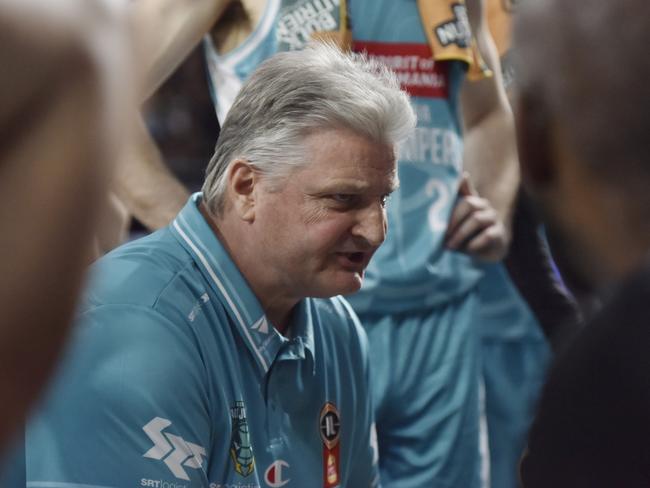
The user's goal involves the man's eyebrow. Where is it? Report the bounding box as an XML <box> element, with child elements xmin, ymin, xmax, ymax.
<box><xmin>316</xmin><ymin>176</ymin><xmax>400</xmax><ymax>193</ymax></box>
<box><xmin>316</xmin><ymin>180</ymin><xmax>369</xmax><ymax>192</ymax></box>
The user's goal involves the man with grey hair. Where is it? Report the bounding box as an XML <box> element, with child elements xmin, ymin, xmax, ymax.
<box><xmin>514</xmin><ymin>0</ymin><xmax>650</xmax><ymax>485</ymax></box>
<box><xmin>22</xmin><ymin>43</ymin><xmax>415</xmax><ymax>487</ymax></box>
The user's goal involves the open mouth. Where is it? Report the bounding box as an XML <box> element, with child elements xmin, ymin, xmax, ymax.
<box><xmin>336</xmin><ymin>251</ymin><xmax>367</xmax><ymax>270</ymax></box>
<box><xmin>346</xmin><ymin>252</ymin><xmax>365</xmax><ymax>264</ymax></box>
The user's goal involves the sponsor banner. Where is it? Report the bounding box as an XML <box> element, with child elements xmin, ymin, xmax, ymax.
<box><xmin>353</xmin><ymin>41</ymin><xmax>448</xmax><ymax>99</ymax></box>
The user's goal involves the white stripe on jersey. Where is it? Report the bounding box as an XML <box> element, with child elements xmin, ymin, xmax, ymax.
<box><xmin>173</xmin><ymin>219</ymin><xmax>270</xmax><ymax>372</ymax></box>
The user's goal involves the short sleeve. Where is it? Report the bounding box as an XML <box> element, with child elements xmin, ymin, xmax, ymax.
<box><xmin>26</xmin><ymin>304</ymin><xmax>213</xmax><ymax>487</ymax></box>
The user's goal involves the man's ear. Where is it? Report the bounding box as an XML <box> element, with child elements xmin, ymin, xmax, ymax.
<box><xmin>515</xmin><ymin>90</ymin><xmax>555</xmax><ymax>189</ymax></box>
<box><xmin>227</xmin><ymin>159</ymin><xmax>258</xmax><ymax>222</ymax></box>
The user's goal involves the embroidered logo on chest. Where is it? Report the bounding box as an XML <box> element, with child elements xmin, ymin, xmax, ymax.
<box><xmin>230</xmin><ymin>401</ymin><xmax>256</xmax><ymax>477</ymax></box>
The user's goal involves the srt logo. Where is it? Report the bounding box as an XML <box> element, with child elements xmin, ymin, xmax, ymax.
<box><xmin>142</xmin><ymin>417</ymin><xmax>207</xmax><ymax>480</ymax></box>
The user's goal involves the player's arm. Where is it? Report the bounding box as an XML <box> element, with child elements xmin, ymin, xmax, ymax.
<box><xmin>105</xmin><ymin>0</ymin><xmax>231</xmax><ymax>234</ymax></box>
<box><xmin>112</xmin><ymin>114</ymin><xmax>191</xmax><ymax>231</ymax></box>
<box><xmin>461</xmin><ymin>0</ymin><xmax>519</xmax><ymax>234</ymax></box>
<box><xmin>446</xmin><ymin>173</ymin><xmax>508</xmax><ymax>262</ymax></box>
<box><xmin>131</xmin><ymin>0</ymin><xmax>233</xmax><ymax>99</ymax></box>
<box><xmin>0</xmin><ymin>0</ymin><xmax>133</xmax><ymax>454</ymax></box>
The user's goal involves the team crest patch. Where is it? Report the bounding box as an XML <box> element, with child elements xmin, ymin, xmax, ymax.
<box><xmin>319</xmin><ymin>402</ymin><xmax>341</xmax><ymax>488</ymax></box>
<box><xmin>435</xmin><ymin>3</ymin><xmax>471</xmax><ymax>48</ymax></box>
<box><xmin>230</xmin><ymin>401</ymin><xmax>255</xmax><ymax>477</ymax></box>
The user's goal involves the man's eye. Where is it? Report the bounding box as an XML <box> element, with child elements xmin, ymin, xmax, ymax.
<box><xmin>380</xmin><ymin>194</ymin><xmax>390</xmax><ymax>208</ymax></box>
<box><xmin>330</xmin><ymin>194</ymin><xmax>355</xmax><ymax>204</ymax></box>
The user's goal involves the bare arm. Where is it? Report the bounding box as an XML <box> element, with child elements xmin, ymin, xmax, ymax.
<box><xmin>131</xmin><ymin>0</ymin><xmax>232</xmax><ymax>99</ymax></box>
<box><xmin>0</xmin><ymin>0</ymin><xmax>132</xmax><ymax>454</ymax></box>
<box><xmin>106</xmin><ymin>0</ymin><xmax>232</xmax><ymax>234</ymax></box>
<box><xmin>461</xmin><ymin>0</ymin><xmax>519</xmax><ymax>235</ymax></box>
<box><xmin>112</xmin><ymin>115</ymin><xmax>190</xmax><ymax>230</ymax></box>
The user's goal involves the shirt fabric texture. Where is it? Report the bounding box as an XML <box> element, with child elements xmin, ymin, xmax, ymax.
<box><xmin>24</xmin><ymin>193</ymin><xmax>378</xmax><ymax>488</ymax></box>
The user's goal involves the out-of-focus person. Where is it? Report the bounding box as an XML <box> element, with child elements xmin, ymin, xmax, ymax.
<box><xmin>0</xmin><ymin>0</ymin><xmax>133</xmax><ymax>457</ymax></box>
<box><xmin>514</xmin><ymin>0</ymin><xmax>650</xmax><ymax>486</ymax></box>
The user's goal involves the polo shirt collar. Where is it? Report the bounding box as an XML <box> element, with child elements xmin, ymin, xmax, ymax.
<box><xmin>170</xmin><ymin>193</ymin><xmax>315</xmax><ymax>375</ymax></box>
<box><xmin>278</xmin><ymin>299</ymin><xmax>316</xmax><ymax>368</ymax></box>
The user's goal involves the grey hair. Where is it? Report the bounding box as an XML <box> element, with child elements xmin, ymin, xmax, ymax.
<box><xmin>514</xmin><ymin>0</ymin><xmax>650</xmax><ymax>198</ymax></box>
<box><xmin>201</xmin><ymin>41</ymin><xmax>416</xmax><ymax>214</ymax></box>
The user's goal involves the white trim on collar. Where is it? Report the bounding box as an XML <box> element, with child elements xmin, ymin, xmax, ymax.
<box><xmin>172</xmin><ymin>219</ymin><xmax>270</xmax><ymax>372</ymax></box>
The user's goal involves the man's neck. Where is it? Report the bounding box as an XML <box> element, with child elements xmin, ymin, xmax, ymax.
<box><xmin>200</xmin><ymin>201</ymin><xmax>296</xmax><ymax>336</ymax></box>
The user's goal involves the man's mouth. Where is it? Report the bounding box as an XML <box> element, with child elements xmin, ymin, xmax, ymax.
<box><xmin>336</xmin><ymin>251</ymin><xmax>369</xmax><ymax>271</ymax></box>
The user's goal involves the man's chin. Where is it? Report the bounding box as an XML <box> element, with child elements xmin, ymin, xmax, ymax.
<box><xmin>337</xmin><ymin>270</ymin><xmax>364</xmax><ymax>294</ymax></box>
<box><xmin>309</xmin><ymin>271</ymin><xmax>364</xmax><ymax>298</ymax></box>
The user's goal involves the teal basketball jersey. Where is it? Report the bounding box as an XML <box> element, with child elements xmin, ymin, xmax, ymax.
<box><xmin>205</xmin><ymin>0</ymin><xmax>344</xmax><ymax>122</ymax></box>
<box><xmin>345</xmin><ymin>0</ymin><xmax>484</xmax><ymax>314</ymax></box>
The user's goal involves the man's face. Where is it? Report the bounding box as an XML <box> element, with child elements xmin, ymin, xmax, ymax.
<box><xmin>253</xmin><ymin>128</ymin><xmax>397</xmax><ymax>300</ymax></box>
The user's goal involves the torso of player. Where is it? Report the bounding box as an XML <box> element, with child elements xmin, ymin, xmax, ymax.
<box><xmin>346</xmin><ymin>0</ymin><xmax>483</xmax><ymax>314</ymax></box>
<box><xmin>209</xmin><ymin>0</ymin><xmax>341</xmax><ymax>54</ymax></box>
<box><xmin>204</xmin><ymin>0</ymin><xmax>344</xmax><ymax>122</ymax></box>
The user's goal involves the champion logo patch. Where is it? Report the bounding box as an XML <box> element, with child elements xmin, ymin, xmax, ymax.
<box><xmin>265</xmin><ymin>460</ymin><xmax>291</xmax><ymax>488</ymax></box>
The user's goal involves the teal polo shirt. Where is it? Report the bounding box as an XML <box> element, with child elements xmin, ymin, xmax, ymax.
<box><xmin>25</xmin><ymin>193</ymin><xmax>379</xmax><ymax>488</ymax></box>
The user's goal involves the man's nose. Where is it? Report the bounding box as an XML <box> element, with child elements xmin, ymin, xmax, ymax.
<box><xmin>352</xmin><ymin>203</ymin><xmax>387</xmax><ymax>248</ymax></box>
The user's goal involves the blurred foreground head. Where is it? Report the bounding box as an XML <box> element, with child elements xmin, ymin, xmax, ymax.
<box><xmin>514</xmin><ymin>0</ymin><xmax>650</xmax><ymax>287</ymax></box>
<box><xmin>0</xmin><ymin>0</ymin><xmax>134</xmax><ymax>456</ymax></box>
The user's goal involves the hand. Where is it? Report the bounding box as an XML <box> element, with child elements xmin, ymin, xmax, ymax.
<box><xmin>445</xmin><ymin>173</ymin><xmax>508</xmax><ymax>262</ymax></box>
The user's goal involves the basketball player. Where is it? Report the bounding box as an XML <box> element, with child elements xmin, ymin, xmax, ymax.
<box><xmin>515</xmin><ymin>0</ymin><xmax>650</xmax><ymax>485</ymax></box>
